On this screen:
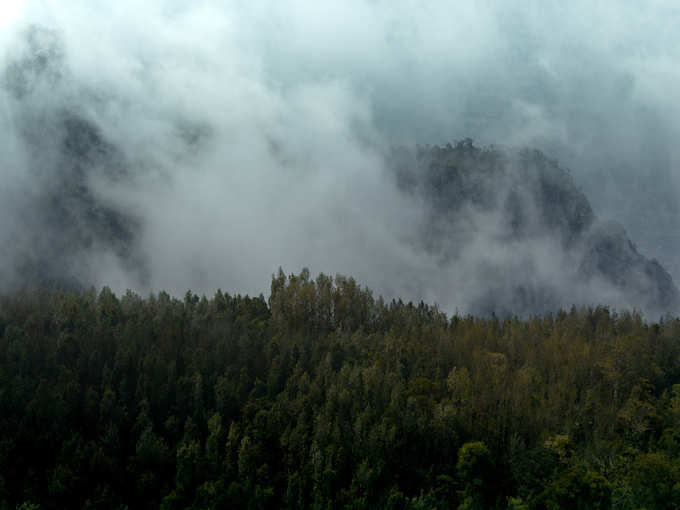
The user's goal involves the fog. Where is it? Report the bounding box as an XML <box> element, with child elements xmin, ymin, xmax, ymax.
<box><xmin>1</xmin><ymin>1</ymin><xmax>679</xmax><ymax>315</ymax></box>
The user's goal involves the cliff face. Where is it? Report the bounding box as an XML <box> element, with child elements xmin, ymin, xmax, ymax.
<box><xmin>390</xmin><ymin>140</ymin><xmax>679</xmax><ymax>317</ymax></box>
<box><xmin>15</xmin><ymin>112</ymin><xmax>143</xmax><ymax>289</ymax></box>
<box><xmin>579</xmin><ymin>221</ymin><xmax>679</xmax><ymax>314</ymax></box>
<box><xmin>1</xmin><ymin>26</ymin><xmax>144</xmax><ymax>291</ymax></box>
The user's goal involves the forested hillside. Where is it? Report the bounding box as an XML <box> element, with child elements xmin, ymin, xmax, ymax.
<box><xmin>389</xmin><ymin>140</ymin><xmax>679</xmax><ymax>317</ymax></box>
<box><xmin>2</xmin><ymin>270</ymin><xmax>680</xmax><ymax>509</ymax></box>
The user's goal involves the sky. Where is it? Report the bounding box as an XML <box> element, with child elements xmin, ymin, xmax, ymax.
<box><xmin>1</xmin><ymin>0</ymin><xmax>679</xmax><ymax>313</ymax></box>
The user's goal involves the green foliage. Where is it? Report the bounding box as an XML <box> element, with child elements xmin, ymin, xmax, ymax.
<box><xmin>534</xmin><ymin>466</ymin><xmax>611</xmax><ymax>510</ymax></box>
<box><xmin>457</xmin><ymin>442</ymin><xmax>493</xmax><ymax>489</ymax></box>
<box><xmin>0</xmin><ymin>271</ymin><xmax>679</xmax><ymax>508</ymax></box>
<box><xmin>16</xmin><ymin>503</ymin><xmax>42</xmax><ymax>510</ymax></box>
<box><xmin>457</xmin><ymin>442</ymin><xmax>496</xmax><ymax>509</ymax></box>
<box><xmin>628</xmin><ymin>452</ymin><xmax>680</xmax><ymax>510</ymax></box>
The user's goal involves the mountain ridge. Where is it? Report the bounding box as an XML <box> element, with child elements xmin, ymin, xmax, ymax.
<box><xmin>389</xmin><ymin>139</ymin><xmax>679</xmax><ymax>317</ymax></box>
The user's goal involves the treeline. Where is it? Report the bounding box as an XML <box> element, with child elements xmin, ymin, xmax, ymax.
<box><xmin>1</xmin><ymin>269</ymin><xmax>680</xmax><ymax>509</ymax></box>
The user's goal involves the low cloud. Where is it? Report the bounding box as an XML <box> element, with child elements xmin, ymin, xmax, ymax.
<box><xmin>1</xmin><ymin>1</ymin><xmax>679</xmax><ymax>316</ymax></box>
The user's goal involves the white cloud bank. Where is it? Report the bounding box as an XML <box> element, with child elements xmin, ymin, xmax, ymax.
<box><xmin>1</xmin><ymin>1</ymin><xmax>679</xmax><ymax>314</ymax></box>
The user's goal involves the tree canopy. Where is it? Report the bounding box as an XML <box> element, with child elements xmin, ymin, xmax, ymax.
<box><xmin>1</xmin><ymin>270</ymin><xmax>680</xmax><ymax>508</ymax></box>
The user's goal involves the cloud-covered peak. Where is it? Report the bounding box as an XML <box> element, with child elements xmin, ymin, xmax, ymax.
<box><xmin>1</xmin><ymin>3</ymin><xmax>679</xmax><ymax>318</ymax></box>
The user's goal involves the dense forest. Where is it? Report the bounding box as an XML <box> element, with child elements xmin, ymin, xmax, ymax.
<box><xmin>2</xmin><ymin>270</ymin><xmax>680</xmax><ymax>509</ymax></box>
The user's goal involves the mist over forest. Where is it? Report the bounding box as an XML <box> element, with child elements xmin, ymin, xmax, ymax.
<box><xmin>2</xmin><ymin>1</ymin><xmax>680</xmax><ymax>317</ymax></box>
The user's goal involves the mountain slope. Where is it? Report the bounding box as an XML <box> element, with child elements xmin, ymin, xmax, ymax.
<box><xmin>389</xmin><ymin>139</ymin><xmax>679</xmax><ymax>316</ymax></box>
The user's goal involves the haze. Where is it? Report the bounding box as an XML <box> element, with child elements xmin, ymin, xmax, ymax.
<box><xmin>1</xmin><ymin>1</ymin><xmax>679</xmax><ymax>316</ymax></box>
